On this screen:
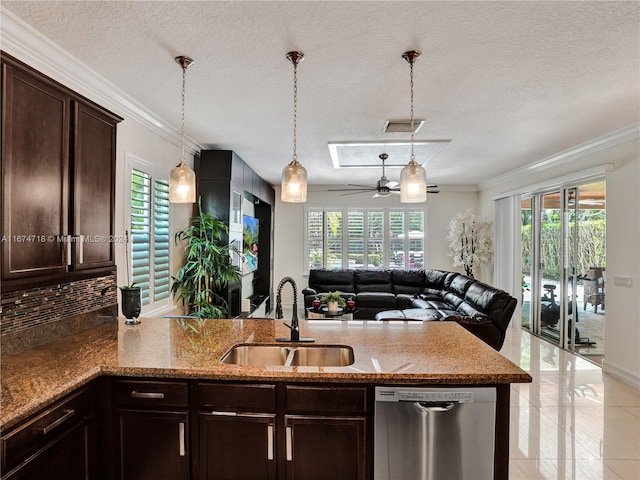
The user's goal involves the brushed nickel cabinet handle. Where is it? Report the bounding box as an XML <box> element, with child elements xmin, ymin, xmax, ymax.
<box><xmin>286</xmin><ymin>425</ymin><xmax>293</xmax><ymax>461</ymax></box>
<box><xmin>38</xmin><ymin>409</ymin><xmax>75</xmax><ymax>435</ymax></box>
<box><xmin>179</xmin><ymin>422</ymin><xmax>186</xmax><ymax>457</ymax></box>
<box><xmin>131</xmin><ymin>390</ymin><xmax>165</xmax><ymax>399</ymax></box>
<box><xmin>267</xmin><ymin>424</ymin><xmax>274</xmax><ymax>460</ymax></box>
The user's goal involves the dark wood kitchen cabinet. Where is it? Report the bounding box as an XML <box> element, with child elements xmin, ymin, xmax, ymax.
<box><xmin>1</xmin><ymin>386</ymin><xmax>95</xmax><ymax>480</ymax></box>
<box><xmin>198</xmin><ymin>382</ymin><xmax>277</xmax><ymax>480</ymax></box>
<box><xmin>112</xmin><ymin>379</ymin><xmax>190</xmax><ymax>480</ymax></box>
<box><xmin>196</xmin><ymin>382</ymin><xmax>368</xmax><ymax>480</ymax></box>
<box><xmin>1</xmin><ymin>52</ymin><xmax>121</xmax><ymax>291</ymax></box>
<box><xmin>283</xmin><ymin>385</ymin><xmax>367</xmax><ymax>480</ymax></box>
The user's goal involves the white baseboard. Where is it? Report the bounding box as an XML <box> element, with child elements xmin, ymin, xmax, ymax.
<box><xmin>602</xmin><ymin>360</ymin><xmax>640</xmax><ymax>389</ymax></box>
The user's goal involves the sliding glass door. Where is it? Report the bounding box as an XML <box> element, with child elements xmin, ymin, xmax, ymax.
<box><xmin>520</xmin><ymin>181</ymin><xmax>606</xmax><ymax>363</ymax></box>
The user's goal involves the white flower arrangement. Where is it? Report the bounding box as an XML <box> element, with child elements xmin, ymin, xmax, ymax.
<box><xmin>447</xmin><ymin>209</ymin><xmax>493</xmax><ymax>278</ymax></box>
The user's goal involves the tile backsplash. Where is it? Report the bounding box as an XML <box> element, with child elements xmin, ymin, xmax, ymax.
<box><xmin>1</xmin><ymin>273</ymin><xmax>118</xmax><ymax>355</ymax></box>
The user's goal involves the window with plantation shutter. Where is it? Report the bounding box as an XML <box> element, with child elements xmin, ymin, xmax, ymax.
<box><xmin>304</xmin><ymin>207</ymin><xmax>425</xmax><ymax>271</ymax></box>
<box><xmin>130</xmin><ymin>166</ymin><xmax>171</xmax><ymax>313</ymax></box>
<box><xmin>131</xmin><ymin>169</ymin><xmax>151</xmax><ymax>304</ymax></box>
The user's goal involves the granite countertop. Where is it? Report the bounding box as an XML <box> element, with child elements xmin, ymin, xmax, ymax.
<box><xmin>1</xmin><ymin>317</ymin><xmax>531</xmax><ymax>430</ymax></box>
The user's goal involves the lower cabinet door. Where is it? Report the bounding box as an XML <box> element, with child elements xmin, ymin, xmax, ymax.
<box><xmin>285</xmin><ymin>415</ymin><xmax>366</xmax><ymax>480</ymax></box>
<box><xmin>3</xmin><ymin>420</ymin><xmax>91</xmax><ymax>480</ymax></box>
<box><xmin>199</xmin><ymin>412</ymin><xmax>276</xmax><ymax>480</ymax></box>
<box><xmin>116</xmin><ymin>409</ymin><xmax>189</xmax><ymax>480</ymax></box>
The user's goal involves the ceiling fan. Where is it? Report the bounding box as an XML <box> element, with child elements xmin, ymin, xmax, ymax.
<box><xmin>328</xmin><ymin>153</ymin><xmax>439</xmax><ymax>197</ymax></box>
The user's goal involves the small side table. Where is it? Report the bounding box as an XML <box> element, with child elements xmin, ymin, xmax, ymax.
<box><xmin>307</xmin><ymin>306</ymin><xmax>356</xmax><ymax>320</ymax></box>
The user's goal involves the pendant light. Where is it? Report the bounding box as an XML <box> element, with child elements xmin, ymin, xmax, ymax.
<box><xmin>169</xmin><ymin>55</ymin><xmax>196</xmax><ymax>203</ymax></box>
<box><xmin>281</xmin><ymin>51</ymin><xmax>307</xmax><ymax>203</ymax></box>
<box><xmin>400</xmin><ymin>50</ymin><xmax>427</xmax><ymax>203</ymax></box>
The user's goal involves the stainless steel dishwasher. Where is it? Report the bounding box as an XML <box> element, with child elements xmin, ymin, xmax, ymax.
<box><xmin>374</xmin><ymin>386</ymin><xmax>496</xmax><ymax>480</ymax></box>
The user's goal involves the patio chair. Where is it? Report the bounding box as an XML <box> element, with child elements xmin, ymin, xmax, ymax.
<box><xmin>583</xmin><ymin>267</ymin><xmax>605</xmax><ymax>313</ymax></box>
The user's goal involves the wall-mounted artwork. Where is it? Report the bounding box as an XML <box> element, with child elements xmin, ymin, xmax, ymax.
<box><xmin>242</xmin><ymin>215</ymin><xmax>259</xmax><ymax>275</ymax></box>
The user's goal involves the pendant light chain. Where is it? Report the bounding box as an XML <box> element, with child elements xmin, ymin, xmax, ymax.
<box><xmin>292</xmin><ymin>58</ymin><xmax>298</xmax><ymax>163</ymax></box>
<box><xmin>409</xmin><ymin>59</ymin><xmax>415</xmax><ymax>163</ymax></box>
<box><xmin>180</xmin><ymin>63</ymin><xmax>187</xmax><ymax>165</ymax></box>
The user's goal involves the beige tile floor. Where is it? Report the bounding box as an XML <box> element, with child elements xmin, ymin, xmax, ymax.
<box><xmin>501</xmin><ymin>328</ymin><xmax>640</xmax><ymax>479</ymax></box>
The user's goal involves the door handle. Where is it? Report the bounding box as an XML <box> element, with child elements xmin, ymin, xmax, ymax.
<box><xmin>414</xmin><ymin>401</ymin><xmax>456</xmax><ymax>412</ymax></box>
<box><xmin>267</xmin><ymin>424</ymin><xmax>274</xmax><ymax>460</ymax></box>
<box><xmin>178</xmin><ymin>422</ymin><xmax>186</xmax><ymax>456</ymax></box>
<box><xmin>286</xmin><ymin>425</ymin><xmax>293</xmax><ymax>461</ymax></box>
<box><xmin>131</xmin><ymin>390</ymin><xmax>165</xmax><ymax>399</ymax></box>
<box><xmin>38</xmin><ymin>409</ymin><xmax>75</xmax><ymax>435</ymax></box>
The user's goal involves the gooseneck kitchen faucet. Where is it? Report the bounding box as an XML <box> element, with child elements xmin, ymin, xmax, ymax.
<box><xmin>275</xmin><ymin>276</ymin><xmax>314</xmax><ymax>342</ymax></box>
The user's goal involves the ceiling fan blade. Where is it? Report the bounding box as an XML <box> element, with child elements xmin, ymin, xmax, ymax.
<box><xmin>427</xmin><ymin>188</ymin><xmax>440</xmax><ymax>194</ymax></box>
<box><xmin>390</xmin><ymin>190</ymin><xmax>400</xmax><ymax>195</ymax></box>
<box><xmin>339</xmin><ymin>190</ymin><xmax>370</xmax><ymax>196</ymax></box>
<box><xmin>328</xmin><ymin>188</ymin><xmax>373</xmax><ymax>192</ymax></box>
<box><xmin>385</xmin><ymin>181</ymin><xmax>399</xmax><ymax>188</ymax></box>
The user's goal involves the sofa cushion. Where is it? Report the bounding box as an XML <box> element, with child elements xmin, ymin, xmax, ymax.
<box><xmin>424</xmin><ymin>269</ymin><xmax>448</xmax><ymax>290</ymax></box>
<box><xmin>356</xmin><ymin>292</ymin><xmax>396</xmax><ymax>307</ymax></box>
<box><xmin>308</xmin><ymin>269</ymin><xmax>355</xmax><ymax>294</ymax></box>
<box><xmin>401</xmin><ymin>309</ymin><xmax>450</xmax><ymax>321</ymax></box>
<box><xmin>456</xmin><ymin>301</ymin><xmax>491</xmax><ymax>320</ymax></box>
<box><xmin>448</xmin><ymin>274</ymin><xmax>476</xmax><ymax>297</ymax></box>
<box><xmin>354</xmin><ymin>270</ymin><xmax>393</xmax><ymax>293</ymax></box>
<box><xmin>391</xmin><ymin>269</ymin><xmax>425</xmax><ymax>295</ymax></box>
<box><xmin>465</xmin><ymin>282</ymin><xmax>517</xmax><ymax>332</ymax></box>
<box><xmin>375</xmin><ymin>310</ymin><xmax>407</xmax><ymax>320</ymax></box>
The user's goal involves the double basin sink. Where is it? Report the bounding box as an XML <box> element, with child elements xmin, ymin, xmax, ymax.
<box><xmin>221</xmin><ymin>344</ymin><xmax>355</xmax><ymax>367</ymax></box>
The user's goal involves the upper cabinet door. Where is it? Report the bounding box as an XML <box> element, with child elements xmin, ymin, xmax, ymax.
<box><xmin>1</xmin><ymin>63</ymin><xmax>70</xmax><ymax>281</ymax></box>
<box><xmin>72</xmin><ymin>101</ymin><xmax>119</xmax><ymax>270</ymax></box>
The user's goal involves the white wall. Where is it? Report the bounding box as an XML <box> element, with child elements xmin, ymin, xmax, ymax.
<box><xmin>479</xmin><ymin>130</ymin><xmax>640</xmax><ymax>386</ymax></box>
<box><xmin>272</xmin><ymin>186</ymin><xmax>480</xmax><ymax>305</ymax></box>
<box><xmin>114</xmin><ymin>118</ymin><xmax>193</xmax><ymax>295</ymax></box>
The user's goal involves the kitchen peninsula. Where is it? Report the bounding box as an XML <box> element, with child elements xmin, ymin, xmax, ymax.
<box><xmin>1</xmin><ymin>318</ymin><xmax>531</xmax><ymax>480</ymax></box>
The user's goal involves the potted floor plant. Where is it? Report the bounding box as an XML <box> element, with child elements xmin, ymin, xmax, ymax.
<box><xmin>171</xmin><ymin>200</ymin><xmax>240</xmax><ymax>318</ymax></box>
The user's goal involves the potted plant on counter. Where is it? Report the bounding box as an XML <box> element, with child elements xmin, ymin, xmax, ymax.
<box><xmin>321</xmin><ymin>291</ymin><xmax>346</xmax><ymax>314</ymax></box>
<box><xmin>101</xmin><ymin>230</ymin><xmax>141</xmax><ymax>324</ymax></box>
<box><xmin>171</xmin><ymin>200</ymin><xmax>240</xmax><ymax>318</ymax></box>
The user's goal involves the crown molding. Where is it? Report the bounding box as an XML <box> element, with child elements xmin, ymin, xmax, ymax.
<box><xmin>0</xmin><ymin>7</ymin><xmax>202</xmax><ymax>157</ymax></box>
<box><xmin>480</xmin><ymin>124</ymin><xmax>639</xmax><ymax>192</ymax></box>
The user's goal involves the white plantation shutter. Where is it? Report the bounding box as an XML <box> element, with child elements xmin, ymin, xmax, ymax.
<box><xmin>307</xmin><ymin>209</ymin><xmax>324</xmax><ymax>269</ymax></box>
<box><xmin>347</xmin><ymin>211</ymin><xmax>364</xmax><ymax>268</ymax></box>
<box><xmin>153</xmin><ymin>178</ymin><xmax>170</xmax><ymax>301</ymax></box>
<box><xmin>131</xmin><ymin>169</ymin><xmax>151</xmax><ymax>304</ymax></box>
<box><xmin>130</xmin><ymin>167</ymin><xmax>171</xmax><ymax>312</ymax></box>
<box><xmin>304</xmin><ymin>207</ymin><xmax>424</xmax><ymax>271</ymax></box>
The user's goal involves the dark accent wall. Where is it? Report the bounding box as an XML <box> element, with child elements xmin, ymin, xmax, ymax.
<box><xmin>195</xmin><ymin>150</ymin><xmax>274</xmax><ymax>317</ymax></box>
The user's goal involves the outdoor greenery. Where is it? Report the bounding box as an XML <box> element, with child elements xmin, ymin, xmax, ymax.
<box><xmin>171</xmin><ymin>201</ymin><xmax>240</xmax><ymax>318</ymax></box>
<box><xmin>521</xmin><ymin>217</ymin><xmax>605</xmax><ymax>280</ymax></box>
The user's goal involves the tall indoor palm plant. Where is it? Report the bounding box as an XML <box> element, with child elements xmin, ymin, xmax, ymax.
<box><xmin>171</xmin><ymin>201</ymin><xmax>240</xmax><ymax>318</ymax></box>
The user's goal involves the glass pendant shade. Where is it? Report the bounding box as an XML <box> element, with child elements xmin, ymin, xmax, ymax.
<box><xmin>169</xmin><ymin>162</ymin><xmax>196</xmax><ymax>203</ymax></box>
<box><xmin>400</xmin><ymin>160</ymin><xmax>427</xmax><ymax>203</ymax></box>
<box><xmin>281</xmin><ymin>159</ymin><xmax>307</xmax><ymax>203</ymax></box>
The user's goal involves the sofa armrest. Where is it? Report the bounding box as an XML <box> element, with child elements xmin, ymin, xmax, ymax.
<box><xmin>454</xmin><ymin>316</ymin><xmax>501</xmax><ymax>350</ymax></box>
<box><xmin>302</xmin><ymin>287</ymin><xmax>318</xmax><ymax>296</ymax></box>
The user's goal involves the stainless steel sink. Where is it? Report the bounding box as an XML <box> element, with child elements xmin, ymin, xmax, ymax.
<box><xmin>289</xmin><ymin>345</ymin><xmax>354</xmax><ymax>366</ymax></box>
<box><xmin>219</xmin><ymin>345</ymin><xmax>290</xmax><ymax>366</ymax></box>
<box><xmin>220</xmin><ymin>344</ymin><xmax>354</xmax><ymax>367</ymax></box>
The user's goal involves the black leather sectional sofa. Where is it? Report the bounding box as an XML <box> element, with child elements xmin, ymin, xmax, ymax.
<box><xmin>302</xmin><ymin>268</ymin><xmax>517</xmax><ymax>350</ymax></box>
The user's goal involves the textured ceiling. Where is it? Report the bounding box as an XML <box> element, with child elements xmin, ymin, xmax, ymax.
<box><xmin>3</xmin><ymin>1</ymin><xmax>639</xmax><ymax>188</ymax></box>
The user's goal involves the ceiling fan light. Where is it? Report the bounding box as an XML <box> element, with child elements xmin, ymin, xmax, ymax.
<box><xmin>169</xmin><ymin>162</ymin><xmax>196</xmax><ymax>203</ymax></box>
<box><xmin>400</xmin><ymin>160</ymin><xmax>427</xmax><ymax>203</ymax></box>
<box><xmin>281</xmin><ymin>159</ymin><xmax>307</xmax><ymax>203</ymax></box>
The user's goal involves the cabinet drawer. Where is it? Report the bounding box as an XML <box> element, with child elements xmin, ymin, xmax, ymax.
<box><xmin>285</xmin><ymin>385</ymin><xmax>368</xmax><ymax>414</ymax></box>
<box><xmin>198</xmin><ymin>383</ymin><xmax>276</xmax><ymax>412</ymax></box>
<box><xmin>112</xmin><ymin>379</ymin><xmax>188</xmax><ymax>408</ymax></box>
<box><xmin>2</xmin><ymin>386</ymin><xmax>91</xmax><ymax>473</ymax></box>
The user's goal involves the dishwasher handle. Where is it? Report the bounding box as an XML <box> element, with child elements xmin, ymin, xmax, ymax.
<box><xmin>413</xmin><ymin>401</ymin><xmax>456</xmax><ymax>412</ymax></box>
